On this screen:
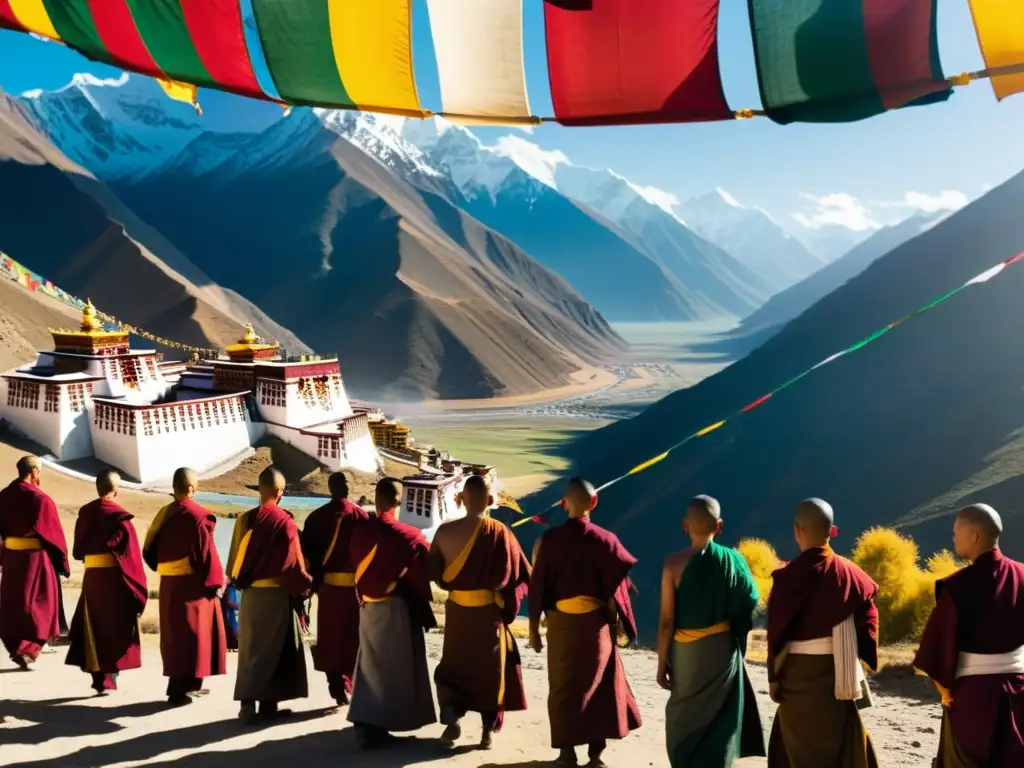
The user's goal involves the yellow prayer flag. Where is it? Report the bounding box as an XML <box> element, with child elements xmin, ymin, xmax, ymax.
<box><xmin>156</xmin><ymin>78</ymin><xmax>202</xmax><ymax>114</ymax></box>
<box><xmin>696</xmin><ymin>420</ymin><xmax>727</xmax><ymax>438</ymax></box>
<box><xmin>8</xmin><ymin>0</ymin><xmax>60</xmax><ymax>41</ymax></box>
<box><xmin>627</xmin><ymin>451</ymin><xmax>670</xmax><ymax>476</ymax></box>
<box><xmin>968</xmin><ymin>0</ymin><xmax>1024</xmax><ymax>100</ymax></box>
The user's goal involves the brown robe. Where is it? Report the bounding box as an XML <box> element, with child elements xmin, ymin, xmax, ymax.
<box><xmin>528</xmin><ymin>515</ymin><xmax>641</xmax><ymax>749</ymax></box>
<box><xmin>434</xmin><ymin>515</ymin><xmax>530</xmax><ymax>731</ymax></box>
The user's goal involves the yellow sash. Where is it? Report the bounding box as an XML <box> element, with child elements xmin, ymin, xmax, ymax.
<box><xmin>157</xmin><ymin>556</ymin><xmax>194</xmax><ymax>576</ymax></box>
<box><xmin>448</xmin><ymin>588</ymin><xmax>513</xmax><ymax>707</ymax></box>
<box><xmin>674</xmin><ymin>620</ymin><xmax>732</xmax><ymax>643</ymax></box>
<box><xmin>84</xmin><ymin>553</ymin><xmax>117</xmax><ymax>569</ymax></box>
<box><xmin>555</xmin><ymin>595</ymin><xmax>606</xmax><ymax>614</ymax></box>
<box><xmin>250</xmin><ymin>577</ymin><xmax>283</xmax><ymax>588</ymax></box>
<box><xmin>441</xmin><ymin>517</ymin><xmax>485</xmax><ymax>583</ymax></box>
<box><xmin>3</xmin><ymin>537</ymin><xmax>42</xmax><ymax>551</ymax></box>
<box><xmin>322</xmin><ymin>517</ymin><xmax>342</xmax><ymax>567</ymax></box>
<box><xmin>355</xmin><ymin>544</ymin><xmax>397</xmax><ymax>602</ymax></box>
<box><xmin>323</xmin><ymin>571</ymin><xmax>356</xmax><ymax>587</ymax></box>
<box><xmin>143</xmin><ymin>502</ymin><xmax>177</xmax><ymax>555</ymax></box>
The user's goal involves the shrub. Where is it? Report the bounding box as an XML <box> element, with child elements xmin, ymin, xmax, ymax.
<box><xmin>926</xmin><ymin>550</ymin><xmax>967</xmax><ymax>579</ymax></box>
<box><xmin>851</xmin><ymin>527</ymin><xmax>925</xmax><ymax>644</ymax></box>
<box><xmin>737</xmin><ymin>538</ymin><xmax>781</xmax><ymax>609</ymax></box>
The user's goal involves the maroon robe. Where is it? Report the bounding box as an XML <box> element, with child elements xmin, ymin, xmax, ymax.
<box><xmin>914</xmin><ymin>548</ymin><xmax>1024</xmax><ymax>767</ymax></box>
<box><xmin>528</xmin><ymin>516</ymin><xmax>642</xmax><ymax>748</ymax></box>
<box><xmin>0</xmin><ymin>480</ymin><xmax>69</xmax><ymax>662</ymax></box>
<box><xmin>767</xmin><ymin>546</ymin><xmax>880</xmax><ymax>676</ymax></box>
<box><xmin>230</xmin><ymin>504</ymin><xmax>311</xmax><ymax>596</ymax></box>
<box><xmin>434</xmin><ymin>515</ymin><xmax>531</xmax><ymax>731</ymax></box>
<box><xmin>142</xmin><ymin>499</ymin><xmax>227</xmax><ymax>691</ymax></box>
<box><xmin>301</xmin><ymin>498</ymin><xmax>368</xmax><ymax>697</ymax></box>
<box><xmin>766</xmin><ymin>545</ymin><xmax>880</xmax><ymax>768</ymax></box>
<box><xmin>65</xmin><ymin>498</ymin><xmax>148</xmax><ymax>688</ymax></box>
<box><xmin>348</xmin><ymin>510</ymin><xmax>435</xmax><ymax>628</ymax></box>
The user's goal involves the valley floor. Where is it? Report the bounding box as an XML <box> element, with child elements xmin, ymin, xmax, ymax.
<box><xmin>0</xmin><ymin>630</ymin><xmax>942</xmax><ymax>768</ymax></box>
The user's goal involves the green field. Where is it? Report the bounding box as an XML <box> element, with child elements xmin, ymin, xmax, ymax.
<box><xmin>408</xmin><ymin>419</ymin><xmax>605</xmax><ymax>491</ymax></box>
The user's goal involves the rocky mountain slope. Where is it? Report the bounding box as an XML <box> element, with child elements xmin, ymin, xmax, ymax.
<box><xmin>527</xmin><ymin>168</ymin><xmax>1024</xmax><ymax>632</ymax></box>
<box><xmin>0</xmin><ymin>89</ymin><xmax>306</xmax><ymax>358</ymax></box>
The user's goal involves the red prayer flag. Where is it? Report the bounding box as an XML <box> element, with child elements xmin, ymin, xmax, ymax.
<box><xmin>544</xmin><ymin>0</ymin><xmax>733</xmax><ymax>126</ymax></box>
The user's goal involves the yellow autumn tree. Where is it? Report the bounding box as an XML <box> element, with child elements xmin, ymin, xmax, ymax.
<box><xmin>737</xmin><ymin>538</ymin><xmax>781</xmax><ymax>610</ymax></box>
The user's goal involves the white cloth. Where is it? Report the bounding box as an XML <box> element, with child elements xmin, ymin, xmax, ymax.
<box><xmin>956</xmin><ymin>645</ymin><xmax>1024</xmax><ymax>679</ymax></box>
<box><xmin>787</xmin><ymin>615</ymin><xmax>871</xmax><ymax>705</ymax></box>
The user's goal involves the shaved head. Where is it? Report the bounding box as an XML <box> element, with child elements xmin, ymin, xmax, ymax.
<box><xmin>16</xmin><ymin>455</ymin><xmax>40</xmax><ymax>481</ymax></box>
<box><xmin>563</xmin><ymin>477</ymin><xmax>597</xmax><ymax>519</ymax></box>
<box><xmin>258</xmin><ymin>466</ymin><xmax>286</xmax><ymax>505</ymax></box>
<box><xmin>461</xmin><ymin>474</ymin><xmax>492</xmax><ymax>516</ymax></box>
<box><xmin>172</xmin><ymin>467</ymin><xmax>198</xmax><ymax>498</ymax></box>
<box><xmin>958</xmin><ymin>503</ymin><xmax>1002</xmax><ymax>542</ymax></box>
<box><xmin>327</xmin><ymin>472</ymin><xmax>349</xmax><ymax>500</ymax></box>
<box><xmin>96</xmin><ymin>469</ymin><xmax>120</xmax><ymax>497</ymax></box>
<box><xmin>375</xmin><ymin>477</ymin><xmax>403</xmax><ymax>513</ymax></box>
<box><xmin>796</xmin><ymin>498</ymin><xmax>834</xmax><ymax>538</ymax></box>
<box><xmin>686</xmin><ymin>495</ymin><xmax>722</xmax><ymax>535</ymax></box>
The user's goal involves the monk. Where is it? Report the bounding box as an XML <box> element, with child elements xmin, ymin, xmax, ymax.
<box><xmin>142</xmin><ymin>467</ymin><xmax>227</xmax><ymax>707</ymax></box>
<box><xmin>430</xmin><ymin>474</ymin><xmax>531</xmax><ymax>749</ymax></box>
<box><xmin>65</xmin><ymin>470</ymin><xmax>148</xmax><ymax>694</ymax></box>
<box><xmin>347</xmin><ymin>477</ymin><xmax>437</xmax><ymax>748</ymax></box>
<box><xmin>914</xmin><ymin>503</ymin><xmax>1024</xmax><ymax>767</ymax></box>
<box><xmin>528</xmin><ymin>477</ymin><xmax>641</xmax><ymax>767</ymax></box>
<box><xmin>657</xmin><ymin>495</ymin><xmax>765</xmax><ymax>767</ymax></box>
<box><xmin>227</xmin><ymin>466</ymin><xmax>311</xmax><ymax>723</ymax></box>
<box><xmin>300</xmin><ymin>472</ymin><xmax>368</xmax><ymax>707</ymax></box>
<box><xmin>767</xmin><ymin>498</ymin><xmax>880</xmax><ymax>768</ymax></box>
<box><xmin>0</xmin><ymin>455</ymin><xmax>69</xmax><ymax>669</ymax></box>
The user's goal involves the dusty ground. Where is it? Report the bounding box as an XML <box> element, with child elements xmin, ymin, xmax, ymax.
<box><xmin>0</xmin><ymin>631</ymin><xmax>943</xmax><ymax>768</ymax></box>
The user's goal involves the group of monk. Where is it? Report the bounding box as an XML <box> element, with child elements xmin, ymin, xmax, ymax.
<box><xmin>1</xmin><ymin>451</ymin><xmax>1023</xmax><ymax>768</ymax></box>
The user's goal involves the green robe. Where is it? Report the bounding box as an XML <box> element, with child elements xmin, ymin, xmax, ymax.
<box><xmin>666</xmin><ymin>540</ymin><xmax>766</xmax><ymax>767</ymax></box>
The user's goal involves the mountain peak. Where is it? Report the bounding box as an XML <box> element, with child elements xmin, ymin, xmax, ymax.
<box><xmin>715</xmin><ymin>187</ymin><xmax>743</xmax><ymax>207</ymax></box>
<box><xmin>491</xmin><ymin>135</ymin><xmax>568</xmax><ymax>189</ymax></box>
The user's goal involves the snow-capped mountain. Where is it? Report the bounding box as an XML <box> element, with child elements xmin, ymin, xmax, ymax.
<box><xmin>789</xmin><ymin>223</ymin><xmax>874</xmax><ymax>262</ymax></box>
<box><xmin>19</xmin><ymin>73</ymin><xmax>206</xmax><ymax>181</ymax></box>
<box><xmin>676</xmin><ymin>189</ymin><xmax>826</xmax><ymax>291</ymax></box>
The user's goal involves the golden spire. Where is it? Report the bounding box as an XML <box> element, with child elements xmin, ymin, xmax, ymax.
<box><xmin>241</xmin><ymin>323</ymin><xmax>259</xmax><ymax>345</ymax></box>
<box><xmin>81</xmin><ymin>299</ymin><xmax>101</xmax><ymax>332</ymax></box>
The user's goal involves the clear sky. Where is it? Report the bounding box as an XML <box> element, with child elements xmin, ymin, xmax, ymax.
<box><xmin>1</xmin><ymin>0</ymin><xmax>1022</xmax><ymax>230</ymax></box>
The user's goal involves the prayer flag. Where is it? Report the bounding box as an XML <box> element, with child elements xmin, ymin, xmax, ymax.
<box><xmin>748</xmin><ymin>0</ymin><xmax>951</xmax><ymax>123</ymax></box>
<box><xmin>426</xmin><ymin>0</ymin><xmax>535</xmax><ymax>124</ymax></box>
<box><xmin>968</xmin><ymin>0</ymin><xmax>1024</xmax><ymax>100</ymax></box>
<box><xmin>544</xmin><ymin>0</ymin><xmax>732</xmax><ymax>125</ymax></box>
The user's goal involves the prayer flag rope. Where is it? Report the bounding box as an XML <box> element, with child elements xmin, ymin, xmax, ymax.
<box><xmin>511</xmin><ymin>250</ymin><xmax>1024</xmax><ymax>528</ymax></box>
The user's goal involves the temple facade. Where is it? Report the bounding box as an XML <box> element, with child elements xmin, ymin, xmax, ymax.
<box><xmin>0</xmin><ymin>305</ymin><xmax>380</xmax><ymax>483</ymax></box>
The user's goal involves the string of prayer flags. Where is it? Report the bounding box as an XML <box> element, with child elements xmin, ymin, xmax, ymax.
<box><xmin>513</xmin><ymin>250</ymin><xmax>1024</xmax><ymax>528</ymax></box>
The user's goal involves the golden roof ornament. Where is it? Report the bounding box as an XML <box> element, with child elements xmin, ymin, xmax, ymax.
<box><xmin>241</xmin><ymin>323</ymin><xmax>259</xmax><ymax>345</ymax></box>
<box><xmin>81</xmin><ymin>299</ymin><xmax>102</xmax><ymax>332</ymax></box>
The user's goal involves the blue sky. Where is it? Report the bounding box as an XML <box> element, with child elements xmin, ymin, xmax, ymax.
<box><xmin>1</xmin><ymin>0</ymin><xmax>1022</xmax><ymax>230</ymax></box>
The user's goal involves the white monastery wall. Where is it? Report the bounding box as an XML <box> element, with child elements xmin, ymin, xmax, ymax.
<box><xmin>90</xmin><ymin>394</ymin><xmax>251</xmax><ymax>483</ymax></box>
<box><xmin>0</xmin><ymin>377</ymin><xmax>59</xmax><ymax>456</ymax></box>
<box><xmin>267</xmin><ymin>417</ymin><xmax>380</xmax><ymax>475</ymax></box>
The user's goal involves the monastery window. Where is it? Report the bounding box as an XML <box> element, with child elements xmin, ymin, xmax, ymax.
<box><xmin>44</xmin><ymin>385</ymin><xmax>59</xmax><ymax>413</ymax></box>
<box><xmin>260</xmin><ymin>381</ymin><xmax>285</xmax><ymax>408</ymax></box>
<box><xmin>7</xmin><ymin>380</ymin><xmax>40</xmax><ymax>410</ymax></box>
<box><xmin>330</xmin><ymin>437</ymin><xmax>339</xmax><ymax>460</ymax></box>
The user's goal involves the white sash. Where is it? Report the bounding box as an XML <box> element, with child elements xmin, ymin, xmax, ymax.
<box><xmin>786</xmin><ymin>615</ymin><xmax>872</xmax><ymax>707</ymax></box>
<box><xmin>956</xmin><ymin>646</ymin><xmax>1024</xmax><ymax>679</ymax></box>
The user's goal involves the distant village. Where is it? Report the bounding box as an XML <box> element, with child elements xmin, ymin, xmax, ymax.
<box><xmin>0</xmin><ymin>302</ymin><xmax>500</xmax><ymax>537</ymax></box>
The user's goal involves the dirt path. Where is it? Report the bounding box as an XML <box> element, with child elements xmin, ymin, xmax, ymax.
<box><xmin>1</xmin><ymin>633</ymin><xmax>942</xmax><ymax>768</ymax></box>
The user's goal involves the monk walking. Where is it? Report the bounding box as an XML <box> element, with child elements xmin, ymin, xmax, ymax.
<box><xmin>430</xmin><ymin>474</ymin><xmax>531</xmax><ymax>749</ymax></box>
<box><xmin>227</xmin><ymin>466</ymin><xmax>311</xmax><ymax>723</ymax></box>
<box><xmin>767</xmin><ymin>498</ymin><xmax>879</xmax><ymax>768</ymax></box>
<box><xmin>300</xmin><ymin>472</ymin><xmax>368</xmax><ymax>707</ymax></box>
<box><xmin>0</xmin><ymin>455</ymin><xmax>69</xmax><ymax>669</ymax></box>
<box><xmin>528</xmin><ymin>477</ymin><xmax>641</xmax><ymax>767</ymax></box>
<box><xmin>65</xmin><ymin>470</ymin><xmax>148</xmax><ymax>694</ymax></box>
<box><xmin>914</xmin><ymin>503</ymin><xmax>1024</xmax><ymax>766</ymax></box>
<box><xmin>142</xmin><ymin>467</ymin><xmax>227</xmax><ymax>707</ymax></box>
<box><xmin>347</xmin><ymin>478</ymin><xmax>436</xmax><ymax>749</ymax></box>
<box><xmin>658</xmin><ymin>495</ymin><xmax>765</xmax><ymax>766</ymax></box>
